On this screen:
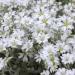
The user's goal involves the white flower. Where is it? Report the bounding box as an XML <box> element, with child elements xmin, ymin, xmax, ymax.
<box><xmin>61</xmin><ymin>53</ymin><xmax>75</xmax><ymax>64</ymax></box>
<box><xmin>21</xmin><ymin>40</ymin><xmax>33</xmax><ymax>52</ymax></box>
<box><xmin>38</xmin><ymin>44</ymin><xmax>59</xmax><ymax>72</ymax></box>
<box><xmin>32</xmin><ymin>32</ymin><xmax>50</xmax><ymax>44</ymax></box>
<box><xmin>55</xmin><ymin>68</ymin><xmax>66</xmax><ymax>75</ymax></box>
<box><xmin>66</xmin><ymin>70</ymin><xmax>75</xmax><ymax>75</ymax></box>
<box><xmin>0</xmin><ymin>0</ymin><xmax>11</xmax><ymax>5</ymax></box>
<box><xmin>40</xmin><ymin>70</ymin><xmax>49</xmax><ymax>75</ymax></box>
<box><xmin>55</xmin><ymin>41</ymin><xmax>71</xmax><ymax>53</ymax></box>
<box><xmin>9</xmin><ymin>37</ymin><xmax>23</xmax><ymax>48</ymax></box>
<box><xmin>0</xmin><ymin>58</ymin><xmax>5</xmax><ymax>70</ymax></box>
<box><xmin>15</xmin><ymin>0</ymin><xmax>30</xmax><ymax>6</ymax></box>
<box><xmin>56</xmin><ymin>68</ymin><xmax>75</xmax><ymax>75</ymax></box>
<box><xmin>35</xmin><ymin>54</ymin><xmax>42</xmax><ymax>63</ymax></box>
<box><xmin>0</xmin><ymin>40</ymin><xmax>6</xmax><ymax>52</ymax></box>
<box><xmin>59</xmin><ymin>15</ymin><xmax>74</xmax><ymax>31</ymax></box>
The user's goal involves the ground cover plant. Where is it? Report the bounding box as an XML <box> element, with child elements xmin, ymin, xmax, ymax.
<box><xmin>0</xmin><ymin>0</ymin><xmax>75</xmax><ymax>75</ymax></box>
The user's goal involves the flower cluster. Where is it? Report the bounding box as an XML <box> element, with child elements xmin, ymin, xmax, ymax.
<box><xmin>0</xmin><ymin>0</ymin><xmax>75</xmax><ymax>75</ymax></box>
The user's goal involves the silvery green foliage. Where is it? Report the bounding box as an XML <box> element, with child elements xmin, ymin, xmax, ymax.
<box><xmin>0</xmin><ymin>0</ymin><xmax>75</xmax><ymax>75</ymax></box>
